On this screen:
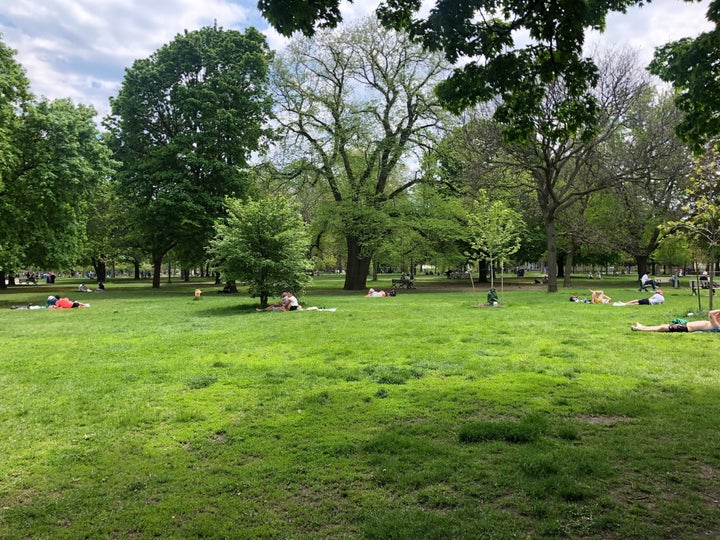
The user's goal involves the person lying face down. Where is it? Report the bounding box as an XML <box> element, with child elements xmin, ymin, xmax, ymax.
<box><xmin>47</xmin><ymin>296</ymin><xmax>90</xmax><ymax>309</ymax></box>
<box><xmin>632</xmin><ymin>309</ymin><xmax>720</xmax><ymax>332</ymax></box>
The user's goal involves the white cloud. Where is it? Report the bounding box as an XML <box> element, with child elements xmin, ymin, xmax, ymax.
<box><xmin>0</xmin><ymin>0</ymin><xmax>714</xmax><ymax>123</ymax></box>
<box><xmin>588</xmin><ymin>0</ymin><xmax>713</xmax><ymax>65</ymax></box>
<box><xmin>1</xmin><ymin>0</ymin><xmax>253</xmax><ymax>119</ymax></box>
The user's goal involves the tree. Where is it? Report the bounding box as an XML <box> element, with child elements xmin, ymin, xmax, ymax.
<box><xmin>439</xmin><ymin>48</ymin><xmax>648</xmax><ymax>292</ymax></box>
<box><xmin>208</xmin><ymin>196</ymin><xmax>312</xmax><ymax>308</ymax></box>
<box><xmin>0</xmin><ymin>37</ymin><xmax>31</xmax><ymax>285</ymax></box>
<box><xmin>270</xmin><ymin>16</ymin><xmax>452</xmax><ymax>290</ymax></box>
<box><xmin>664</xmin><ymin>145</ymin><xmax>720</xmax><ymax>310</ymax></box>
<box><xmin>649</xmin><ymin>2</ymin><xmax>720</xmax><ymax>153</ymax></box>
<box><xmin>83</xmin><ymin>174</ymin><xmax>123</xmax><ymax>283</ymax></box>
<box><xmin>260</xmin><ymin>0</ymin><xmax>664</xmax><ymax>142</ymax></box>
<box><xmin>429</xmin><ymin>110</ymin><xmax>541</xmax><ymax>281</ymax></box>
<box><xmin>601</xmin><ymin>90</ymin><xmax>692</xmax><ymax>279</ymax></box>
<box><xmin>106</xmin><ymin>25</ymin><xmax>273</xmax><ymax>288</ymax></box>
<box><xmin>467</xmin><ymin>190</ymin><xmax>525</xmax><ymax>290</ymax></box>
<box><xmin>1</xmin><ymin>98</ymin><xmax>113</xmax><ymax>281</ymax></box>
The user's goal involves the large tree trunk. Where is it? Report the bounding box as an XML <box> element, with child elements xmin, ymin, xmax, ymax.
<box><xmin>635</xmin><ymin>255</ymin><xmax>650</xmax><ymax>283</ymax></box>
<box><xmin>557</xmin><ymin>253</ymin><xmax>565</xmax><ymax>279</ymax></box>
<box><xmin>344</xmin><ymin>236</ymin><xmax>371</xmax><ymax>290</ymax></box>
<box><xmin>544</xmin><ymin>219</ymin><xmax>559</xmax><ymax>293</ymax></box>
<box><xmin>563</xmin><ymin>248</ymin><xmax>574</xmax><ymax>287</ymax></box>
<box><xmin>477</xmin><ymin>260</ymin><xmax>489</xmax><ymax>283</ymax></box>
<box><xmin>152</xmin><ymin>255</ymin><xmax>162</xmax><ymax>289</ymax></box>
<box><xmin>91</xmin><ymin>257</ymin><xmax>107</xmax><ymax>283</ymax></box>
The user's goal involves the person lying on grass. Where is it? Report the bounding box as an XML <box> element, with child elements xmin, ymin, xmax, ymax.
<box><xmin>366</xmin><ymin>288</ymin><xmax>389</xmax><ymax>297</ymax></box>
<box><xmin>46</xmin><ymin>296</ymin><xmax>90</xmax><ymax>309</ymax></box>
<box><xmin>632</xmin><ymin>310</ymin><xmax>720</xmax><ymax>332</ymax></box>
<box><xmin>590</xmin><ymin>290</ymin><xmax>611</xmax><ymax>304</ymax></box>
<box><xmin>615</xmin><ymin>289</ymin><xmax>664</xmax><ymax>306</ymax></box>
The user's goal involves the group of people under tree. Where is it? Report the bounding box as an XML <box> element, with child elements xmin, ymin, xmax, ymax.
<box><xmin>257</xmin><ymin>291</ymin><xmax>300</xmax><ymax>312</ymax></box>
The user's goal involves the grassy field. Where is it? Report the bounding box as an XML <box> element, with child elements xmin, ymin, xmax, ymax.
<box><xmin>1</xmin><ymin>273</ymin><xmax>719</xmax><ymax>539</ymax></box>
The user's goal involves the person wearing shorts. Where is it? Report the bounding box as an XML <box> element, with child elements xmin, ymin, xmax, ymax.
<box><xmin>632</xmin><ymin>309</ymin><xmax>720</xmax><ymax>332</ymax></box>
<box><xmin>619</xmin><ymin>290</ymin><xmax>665</xmax><ymax>306</ymax></box>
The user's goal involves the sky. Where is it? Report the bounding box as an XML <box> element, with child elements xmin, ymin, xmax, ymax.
<box><xmin>0</xmin><ymin>0</ymin><xmax>713</xmax><ymax>123</ymax></box>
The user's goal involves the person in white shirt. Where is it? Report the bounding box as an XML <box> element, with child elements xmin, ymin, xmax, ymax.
<box><xmin>617</xmin><ymin>289</ymin><xmax>665</xmax><ymax>306</ymax></box>
<box><xmin>640</xmin><ymin>273</ymin><xmax>657</xmax><ymax>290</ymax></box>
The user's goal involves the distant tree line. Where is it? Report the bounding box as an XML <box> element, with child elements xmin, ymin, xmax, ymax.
<box><xmin>1</xmin><ymin>3</ymin><xmax>718</xmax><ymax>295</ymax></box>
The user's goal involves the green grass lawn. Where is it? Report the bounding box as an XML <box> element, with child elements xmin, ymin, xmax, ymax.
<box><xmin>1</xmin><ymin>274</ymin><xmax>719</xmax><ymax>539</ymax></box>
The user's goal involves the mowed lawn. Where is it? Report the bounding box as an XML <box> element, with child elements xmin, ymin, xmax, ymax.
<box><xmin>1</xmin><ymin>275</ymin><xmax>719</xmax><ymax>539</ymax></box>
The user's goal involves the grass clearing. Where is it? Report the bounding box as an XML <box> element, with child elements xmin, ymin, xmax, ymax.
<box><xmin>1</xmin><ymin>275</ymin><xmax>719</xmax><ymax>538</ymax></box>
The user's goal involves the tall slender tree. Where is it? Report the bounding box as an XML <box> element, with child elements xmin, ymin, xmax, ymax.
<box><xmin>665</xmin><ymin>145</ymin><xmax>720</xmax><ymax>310</ymax></box>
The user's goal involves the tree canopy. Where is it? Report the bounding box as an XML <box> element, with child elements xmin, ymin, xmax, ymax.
<box><xmin>259</xmin><ymin>0</ymin><xmax>666</xmax><ymax>141</ymax></box>
<box><xmin>649</xmin><ymin>1</ymin><xmax>720</xmax><ymax>153</ymax></box>
<box><xmin>269</xmin><ymin>16</ymin><xmax>452</xmax><ymax>290</ymax></box>
<box><xmin>106</xmin><ymin>24</ymin><xmax>274</xmax><ymax>287</ymax></box>
<box><xmin>208</xmin><ymin>195</ymin><xmax>312</xmax><ymax>308</ymax></box>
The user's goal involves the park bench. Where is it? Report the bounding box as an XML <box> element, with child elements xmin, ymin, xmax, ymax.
<box><xmin>691</xmin><ymin>277</ymin><xmax>720</xmax><ymax>295</ymax></box>
<box><xmin>639</xmin><ymin>278</ymin><xmax>662</xmax><ymax>292</ymax></box>
<box><xmin>392</xmin><ymin>278</ymin><xmax>415</xmax><ymax>289</ymax></box>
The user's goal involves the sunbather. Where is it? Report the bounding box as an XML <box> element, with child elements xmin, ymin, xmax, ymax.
<box><xmin>590</xmin><ymin>290</ymin><xmax>611</xmax><ymax>304</ymax></box>
<box><xmin>632</xmin><ymin>309</ymin><xmax>720</xmax><ymax>332</ymax></box>
<box><xmin>617</xmin><ymin>289</ymin><xmax>664</xmax><ymax>306</ymax></box>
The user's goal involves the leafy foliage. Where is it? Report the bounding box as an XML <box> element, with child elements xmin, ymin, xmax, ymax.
<box><xmin>1</xmin><ymin>98</ymin><xmax>113</xmax><ymax>273</ymax></box>
<box><xmin>269</xmin><ymin>16</ymin><xmax>452</xmax><ymax>289</ymax></box>
<box><xmin>467</xmin><ymin>190</ymin><xmax>525</xmax><ymax>287</ymax></box>
<box><xmin>208</xmin><ymin>195</ymin><xmax>312</xmax><ymax>307</ymax></box>
<box><xmin>649</xmin><ymin>3</ymin><xmax>720</xmax><ymax>153</ymax></box>
<box><xmin>662</xmin><ymin>145</ymin><xmax>720</xmax><ymax>309</ymax></box>
<box><xmin>106</xmin><ymin>24</ymin><xmax>273</xmax><ymax>287</ymax></box>
<box><xmin>260</xmin><ymin>0</ymin><xmax>655</xmax><ymax>141</ymax></box>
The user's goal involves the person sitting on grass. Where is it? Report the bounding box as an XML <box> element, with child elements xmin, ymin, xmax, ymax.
<box><xmin>258</xmin><ymin>291</ymin><xmax>301</xmax><ymax>312</ymax></box>
<box><xmin>590</xmin><ymin>289</ymin><xmax>611</xmax><ymax>304</ymax></box>
<box><xmin>258</xmin><ymin>292</ymin><xmax>289</xmax><ymax>312</ymax></box>
<box><xmin>616</xmin><ymin>289</ymin><xmax>665</xmax><ymax>306</ymax></box>
<box><xmin>285</xmin><ymin>291</ymin><xmax>300</xmax><ymax>311</ymax></box>
<box><xmin>632</xmin><ymin>310</ymin><xmax>720</xmax><ymax>332</ymax></box>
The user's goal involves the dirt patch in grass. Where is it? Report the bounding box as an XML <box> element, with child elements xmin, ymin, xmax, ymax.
<box><xmin>576</xmin><ymin>415</ymin><xmax>631</xmax><ymax>426</ymax></box>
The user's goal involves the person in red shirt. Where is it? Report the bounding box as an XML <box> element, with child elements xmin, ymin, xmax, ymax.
<box><xmin>47</xmin><ymin>296</ymin><xmax>90</xmax><ymax>309</ymax></box>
